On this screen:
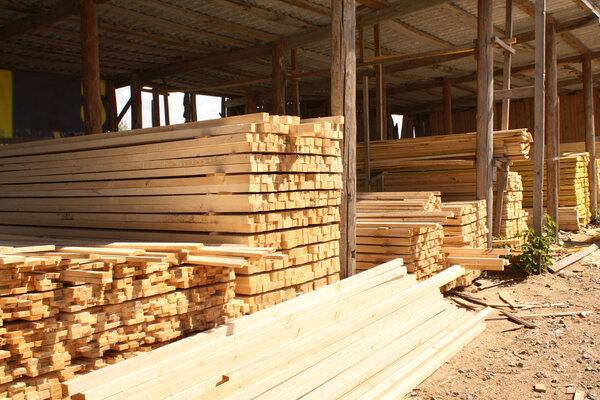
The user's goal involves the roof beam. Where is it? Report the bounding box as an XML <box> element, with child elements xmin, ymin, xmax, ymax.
<box><xmin>573</xmin><ymin>0</ymin><xmax>600</xmax><ymax>20</ymax></box>
<box><xmin>138</xmin><ymin>0</ymin><xmax>450</xmax><ymax>81</ymax></box>
<box><xmin>0</xmin><ymin>0</ymin><xmax>109</xmax><ymax>42</ymax></box>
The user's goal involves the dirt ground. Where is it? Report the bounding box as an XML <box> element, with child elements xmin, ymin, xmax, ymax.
<box><xmin>411</xmin><ymin>233</ymin><xmax>600</xmax><ymax>400</ymax></box>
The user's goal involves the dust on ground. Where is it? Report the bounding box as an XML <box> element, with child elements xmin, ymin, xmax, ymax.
<box><xmin>410</xmin><ymin>232</ymin><xmax>600</xmax><ymax>400</ymax></box>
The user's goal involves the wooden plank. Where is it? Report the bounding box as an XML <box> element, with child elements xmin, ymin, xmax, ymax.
<box><xmin>271</xmin><ymin>39</ymin><xmax>286</xmax><ymax>115</ymax></box>
<box><xmin>547</xmin><ymin>240</ymin><xmax>600</xmax><ymax>273</ymax></box>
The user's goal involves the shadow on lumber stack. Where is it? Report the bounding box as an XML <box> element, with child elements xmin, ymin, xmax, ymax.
<box><xmin>63</xmin><ymin>260</ymin><xmax>494</xmax><ymax>400</ymax></box>
<box><xmin>0</xmin><ymin>113</ymin><xmax>343</xmax><ymax>313</ymax></box>
<box><xmin>0</xmin><ymin>234</ymin><xmax>274</xmax><ymax>399</ymax></box>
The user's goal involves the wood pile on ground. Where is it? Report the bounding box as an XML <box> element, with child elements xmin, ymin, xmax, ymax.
<box><xmin>513</xmin><ymin>152</ymin><xmax>591</xmax><ymax>228</ymax></box>
<box><xmin>498</xmin><ymin>172</ymin><xmax>529</xmax><ymax>238</ymax></box>
<box><xmin>0</xmin><ymin>113</ymin><xmax>343</xmax><ymax>313</ymax></box>
<box><xmin>63</xmin><ymin>260</ymin><xmax>494</xmax><ymax>400</ymax></box>
<box><xmin>356</xmin><ymin>193</ymin><xmax>508</xmax><ymax>291</ymax></box>
<box><xmin>0</xmin><ymin>234</ymin><xmax>273</xmax><ymax>399</ymax></box>
<box><xmin>356</xmin><ymin>192</ymin><xmax>446</xmax><ymax>280</ymax></box>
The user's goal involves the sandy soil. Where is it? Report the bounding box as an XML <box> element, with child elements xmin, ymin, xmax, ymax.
<box><xmin>410</xmin><ymin>238</ymin><xmax>600</xmax><ymax>400</ymax></box>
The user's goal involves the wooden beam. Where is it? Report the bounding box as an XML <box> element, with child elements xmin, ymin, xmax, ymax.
<box><xmin>443</xmin><ymin>78</ymin><xmax>453</xmax><ymax>134</ymax></box>
<box><xmin>137</xmin><ymin>0</ymin><xmax>449</xmax><ymax>81</ymax></box>
<box><xmin>80</xmin><ymin>0</ymin><xmax>102</xmax><ymax>135</ymax></box>
<box><xmin>106</xmin><ymin>80</ymin><xmax>118</xmax><ymax>132</ymax></box>
<box><xmin>494</xmin><ymin>86</ymin><xmax>534</xmax><ymax>100</ymax></box>
<box><xmin>546</xmin><ymin>20</ymin><xmax>559</xmax><ymax>234</ymax></box>
<box><xmin>363</xmin><ymin>75</ymin><xmax>371</xmax><ymax>191</ymax></box>
<box><xmin>0</xmin><ymin>0</ymin><xmax>109</xmax><ymax>42</ymax></box>
<box><xmin>272</xmin><ymin>39</ymin><xmax>286</xmax><ymax>115</ymax></box>
<box><xmin>532</xmin><ymin>0</ymin><xmax>546</xmax><ymax>253</ymax></box>
<box><xmin>374</xmin><ymin>24</ymin><xmax>386</xmax><ymax>140</ymax></box>
<box><xmin>477</xmin><ymin>0</ymin><xmax>494</xmax><ymax>247</ymax></box>
<box><xmin>162</xmin><ymin>79</ymin><xmax>170</xmax><ymax>126</ymax></box>
<box><xmin>583</xmin><ymin>52</ymin><xmax>598</xmax><ymax>216</ymax></box>
<box><xmin>291</xmin><ymin>49</ymin><xmax>301</xmax><ymax>117</ymax></box>
<box><xmin>190</xmin><ymin>93</ymin><xmax>197</xmax><ymax>122</ymax></box>
<box><xmin>501</xmin><ymin>0</ymin><xmax>514</xmax><ymax>130</ymax></box>
<box><xmin>151</xmin><ymin>87</ymin><xmax>160</xmax><ymax>127</ymax></box>
<box><xmin>573</xmin><ymin>0</ymin><xmax>600</xmax><ymax>20</ymax></box>
<box><xmin>130</xmin><ymin>73</ymin><xmax>142</xmax><ymax>129</ymax></box>
<box><xmin>332</xmin><ymin>0</ymin><xmax>357</xmax><ymax>278</ymax></box>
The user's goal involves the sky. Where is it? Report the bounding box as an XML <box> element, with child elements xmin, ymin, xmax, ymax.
<box><xmin>115</xmin><ymin>86</ymin><xmax>222</xmax><ymax>129</ymax></box>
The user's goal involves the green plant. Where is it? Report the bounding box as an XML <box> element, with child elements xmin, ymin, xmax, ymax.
<box><xmin>591</xmin><ymin>209</ymin><xmax>600</xmax><ymax>225</ymax></box>
<box><xmin>510</xmin><ymin>215</ymin><xmax>558</xmax><ymax>275</ymax></box>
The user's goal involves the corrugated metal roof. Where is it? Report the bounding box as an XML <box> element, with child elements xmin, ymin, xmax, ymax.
<box><xmin>0</xmin><ymin>0</ymin><xmax>598</xmax><ymax>112</ymax></box>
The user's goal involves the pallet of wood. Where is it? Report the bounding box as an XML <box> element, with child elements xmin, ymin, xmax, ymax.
<box><xmin>524</xmin><ymin>207</ymin><xmax>585</xmax><ymax>231</ymax></box>
<box><xmin>356</xmin><ymin>192</ymin><xmax>446</xmax><ymax>280</ymax></box>
<box><xmin>0</xmin><ymin>113</ymin><xmax>343</xmax><ymax>313</ymax></box>
<box><xmin>357</xmin><ymin>128</ymin><xmax>532</xmax><ymax>172</ymax></box>
<box><xmin>0</xmin><ymin>235</ymin><xmax>273</xmax><ymax>399</ymax></box>
<box><xmin>513</xmin><ymin>152</ymin><xmax>591</xmax><ymax>228</ymax></box>
<box><xmin>498</xmin><ymin>172</ymin><xmax>529</xmax><ymax>239</ymax></box>
<box><xmin>63</xmin><ymin>260</ymin><xmax>493</xmax><ymax>400</ymax></box>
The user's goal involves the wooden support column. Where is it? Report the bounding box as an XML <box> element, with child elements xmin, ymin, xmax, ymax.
<box><xmin>80</xmin><ymin>0</ymin><xmax>102</xmax><ymax>134</ymax></box>
<box><xmin>374</xmin><ymin>24</ymin><xmax>386</xmax><ymax>140</ymax></box>
<box><xmin>291</xmin><ymin>49</ymin><xmax>301</xmax><ymax>117</ymax></box>
<box><xmin>245</xmin><ymin>93</ymin><xmax>257</xmax><ymax>114</ymax></box>
<box><xmin>546</xmin><ymin>19</ymin><xmax>559</xmax><ymax>233</ymax></box>
<box><xmin>272</xmin><ymin>39</ymin><xmax>286</xmax><ymax>115</ymax></box>
<box><xmin>105</xmin><ymin>80</ymin><xmax>117</xmax><ymax>132</ymax></box>
<box><xmin>583</xmin><ymin>52</ymin><xmax>598</xmax><ymax>216</ymax></box>
<box><xmin>532</xmin><ymin>0</ymin><xmax>546</xmax><ymax>247</ymax></box>
<box><xmin>151</xmin><ymin>87</ymin><xmax>160</xmax><ymax>127</ymax></box>
<box><xmin>190</xmin><ymin>93</ymin><xmax>197</xmax><ymax>122</ymax></box>
<box><xmin>501</xmin><ymin>0</ymin><xmax>514</xmax><ymax>130</ymax></box>
<box><xmin>130</xmin><ymin>72</ymin><xmax>142</xmax><ymax>129</ymax></box>
<box><xmin>443</xmin><ymin>78</ymin><xmax>453</xmax><ymax>134</ymax></box>
<box><xmin>332</xmin><ymin>0</ymin><xmax>356</xmax><ymax>278</ymax></box>
<box><xmin>363</xmin><ymin>75</ymin><xmax>371</xmax><ymax>192</ymax></box>
<box><xmin>477</xmin><ymin>0</ymin><xmax>494</xmax><ymax>246</ymax></box>
<box><xmin>162</xmin><ymin>79</ymin><xmax>170</xmax><ymax>126</ymax></box>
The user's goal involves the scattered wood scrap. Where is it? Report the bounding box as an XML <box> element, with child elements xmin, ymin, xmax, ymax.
<box><xmin>548</xmin><ymin>241</ymin><xmax>600</xmax><ymax>274</ymax></box>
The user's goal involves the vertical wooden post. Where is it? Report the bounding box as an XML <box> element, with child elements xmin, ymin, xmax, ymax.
<box><xmin>291</xmin><ymin>49</ymin><xmax>301</xmax><ymax>117</ymax></box>
<box><xmin>443</xmin><ymin>79</ymin><xmax>453</xmax><ymax>134</ymax></box>
<box><xmin>477</xmin><ymin>0</ymin><xmax>494</xmax><ymax>246</ymax></box>
<box><xmin>105</xmin><ymin>80</ymin><xmax>117</xmax><ymax>132</ymax></box>
<box><xmin>546</xmin><ymin>19</ymin><xmax>559</xmax><ymax>233</ymax></box>
<box><xmin>183</xmin><ymin>93</ymin><xmax>191</xmax><ymax>122</ymax></box>
<box><xmin>151</xmin><ymin>87</ymin><xmax>160</xmax><ymax>127</ymax></box>
<box><xmin>221</xmin><ymin>97</ymin><xmax>227</xmax><ymax>118</ymax></box>
<box><xmin>245</xmin><ymin>93</ymin><xmax>257</xmax><ymax>114</ymax></box>
<box><xmin>80</xmin><ymin>0</ymin><xmax>102</xmax><ymax>134</ymax></box>
<box><xmin>190</xmin><ymin>93</ymin><xmax>197</xmax><ymax>122</ymax></box>
<box><xmin>583</xmin><ymin>52</ymin><xmax>598</xmax><ymax>217</ymax></box>
<box><xmin>363</xmin><ymin>75</ymin><xmax>370</xmax><ymax>192</ymax></box>
<box><xmin>532</xmin><ymin>0</ymin><xmax>546</xmax><ymax>247</ymax></box>
<box><xmin>162</xmin><ymin>79</ymin><xmax>170</xmax><ymax>126</ymax></box>
<box><xmin>374</xmin><ymin>24</ymin><xmax>386</xmax><ymax>140</ymax></box>
<box><xmin>130</xmin><ymin>72</ymin><xmax>142</xmax><ymax>129</ymax></box>
<box><xmin>501</xmin><ymin>0</ymin><xmax>513</xmax><ymax>130</ymax></box>
<box><xmin>332</xmin><ymin>0</ymin><xmax>356</xmax><ymax>278</ymax></box>
<box><xmin>272</xmin><ymin>39</ymin><xmax>286</xmax><ymax>115</ymax></box>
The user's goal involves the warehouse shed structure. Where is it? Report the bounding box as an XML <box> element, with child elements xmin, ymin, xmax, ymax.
<box><xmin>1</xmin><ymin>0</ymin><xmax>600</xmax><ymax>276</ymax></box>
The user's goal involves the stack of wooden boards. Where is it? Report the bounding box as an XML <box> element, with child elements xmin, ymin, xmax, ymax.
<box><xmin>356</xmin><ymin>130</ymin><xmax>532</xmax><ymax>238</ymax></box>
<box><xmin>356</xmin><ymin>192</ymin><xmax>446</xmax><ymax>280</ymax></box>
<box><xmin>356</xmin><ymin>193</ymin><xmax>508</xmax><ymax>290</ymax></box>
<box><xmin>513</xmin><ymin>152</ymin><xmax>591</xmax><ymax>228</ymax></box>
<box><xmin>357</xmin><ymin>128</ymin><xmax>533</xmax><ymax>169</ymax></box>
<box><xmin>0</xmin><ymin>235</ymin><xmax>273</xmax><ymax>400</ymax></box>
<box><xmin>497</xmin><ymin>172</ymin><xmax>529</xmax><ymax>238</ymax></box>
<box><xmin>64</xmin><ymin>260</ymin><xmax>494</xmax><ymax>400</ymax></box>
<box><xmin>0</xmin><ymin>113</ymin><xmax>343</xmax><ymax>313</ymax></box>
<box><xmin>441</xmin><ymin>200</ymin><xmax>508</xmax><ymax>289</ymax></box>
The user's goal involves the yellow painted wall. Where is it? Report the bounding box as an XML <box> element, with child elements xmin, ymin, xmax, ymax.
<box><xmin>0</xmin><ymin>70</ymin><xmax>12</xmax><ymax>138</ymax></box>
